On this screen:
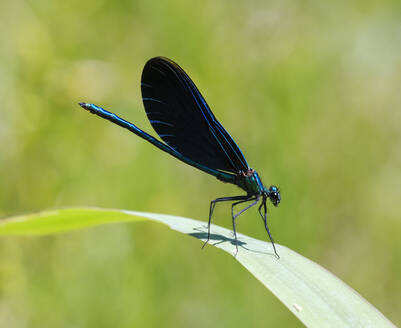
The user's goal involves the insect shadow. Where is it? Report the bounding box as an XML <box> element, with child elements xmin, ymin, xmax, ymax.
<box><xmin>189</xmin><ymin>230</ymin><xmax>246</xmax><ymax>248</ymax></box>
<box><xmin>189</xmin><ymin>226</ymin><xmax>277</xmax><ymax>257</ymax></box>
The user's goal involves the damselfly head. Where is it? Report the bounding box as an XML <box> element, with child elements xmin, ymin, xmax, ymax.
<box><xmin>267</xmin><ymin>185</ymin><xmax>281</xmax><ymax>207</ymax></box>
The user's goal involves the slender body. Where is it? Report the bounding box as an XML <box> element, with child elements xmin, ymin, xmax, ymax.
<box><xmin>79</xmin><ymin>57</ymin><xmax>281</xmax><ymax>256</ymax></box>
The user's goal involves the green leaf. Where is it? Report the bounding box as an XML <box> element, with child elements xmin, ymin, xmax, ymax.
<box><xmin>0</xmin><ymin>208</ymin><xmax>395</xmax><ymax>327</ymax></box>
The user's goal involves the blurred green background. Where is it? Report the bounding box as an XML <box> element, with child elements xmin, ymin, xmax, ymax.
<box><xmin>1</xmin><ymin>0</ymin><xmax>400</xmax><ymax>327</ymax></box>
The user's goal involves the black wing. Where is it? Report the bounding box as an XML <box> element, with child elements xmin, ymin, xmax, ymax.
<box><xmin>141</xmin><ymin>57</ymin><xmax>249</xmax><ymax>173</ymax></box>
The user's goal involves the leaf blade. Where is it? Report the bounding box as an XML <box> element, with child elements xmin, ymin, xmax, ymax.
<box><xmin>0</xmin><ymin>208</ymin><xmax>395</xmax><ymax>328</ymax></box>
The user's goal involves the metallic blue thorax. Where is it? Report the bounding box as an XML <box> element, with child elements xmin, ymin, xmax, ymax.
<box><xmin>235</xmin><ymin>169</ymin><xmax>265</xmax><ymax>196</ymax></box>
